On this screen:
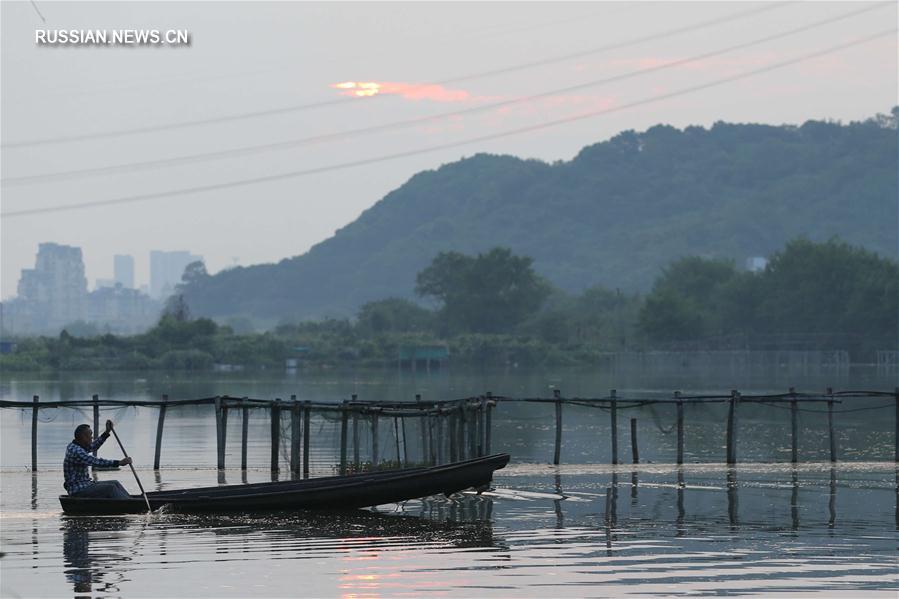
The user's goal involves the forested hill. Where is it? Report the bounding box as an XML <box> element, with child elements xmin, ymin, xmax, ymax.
<box><xmin>182</xmin><ymin>111</ymin><xmax>898</xmax><ymax>322</ymax></box>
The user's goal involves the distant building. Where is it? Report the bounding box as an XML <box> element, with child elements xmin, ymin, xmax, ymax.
<box><xmin>87</xmin><ymin>284</ymin><xmax>159</xmax><ymax>333</ymax></box>
<box><xmin>114</xmin><ymin>254</ymin><xmax>135</xmax><ymax>289</ymax></box>
<box><xmin>149</xmin><ymin>250</ymin><xmax>201</xmax><ymax>299</ymax></box>
<box><xmin>745</xmin><ymin>256</ymin><xmax>768</xmax><ymax>272</ymax></box>
<box><xmin>14</xmin><ymin>243</ymin><xmax>88</xmax><ymax>331</ymax></box>
<box><xmin>4</xmin><ymin>243</ymin><xmax>160</xmax><ymax>336</ymax></box>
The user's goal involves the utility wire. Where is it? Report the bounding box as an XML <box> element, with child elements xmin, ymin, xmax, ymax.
<box><xmin>2</xmin><ymin>28</ymin><xmax>893</xmax><ymax>219</ymax></box>
<box><xmin>0</xmin><ymin>3</ymin><xmax>791</xmax><ymax>149</ymax></box>
<box><xmin>30</xmin><ymin>0</ymin><xmax>46</xmax><ymax>23</ymax></box>
<box><xmin>440</xmin><ymin>2</ymin><xmax>791</xmax><ymax>86</ymax></box>
<box><xmin>2</xmin><ymin>2</ymin><xmax>886</xmax><ymax>188</ymax></box>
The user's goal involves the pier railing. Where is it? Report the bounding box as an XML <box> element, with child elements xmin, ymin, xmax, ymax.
<box><xmin>2</xmin><ymin>388</ymin><xmax>896</xmax><ymax>473</ymax></box>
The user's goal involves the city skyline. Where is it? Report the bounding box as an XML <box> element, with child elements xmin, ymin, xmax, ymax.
<box><xmin>7</xmin><ymin>242</ymin><xmax>204</xmax><ymax>297</ymax></box>
<box><xmin>2</xmin><ymin>241</ymin><xmax>162</xmax><ymax>335</ymax></box>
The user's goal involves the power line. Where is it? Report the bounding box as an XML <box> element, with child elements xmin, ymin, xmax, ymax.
<box><xmin>2</xmin><ymin>2</ymin><xmax>887</xmax><ymax>187</ymax></box>
<box><xmin>2</xmin><ymin>28</ymin><xmax>893</xmax><ymax>219</ymax></box>
<box><xmin>440</xmin><ymin>2</ymin><xmax>791</xmax><ymax>86</ymax></box>
<box><xmin>29</xmin><ymin>0</ymin><xmax>46</xmax><ymax>23</ymax></box>
<box><xmin>0</xmin><ymin>3</ymin><xmax>791</xmax><ymax>149</ymax></box>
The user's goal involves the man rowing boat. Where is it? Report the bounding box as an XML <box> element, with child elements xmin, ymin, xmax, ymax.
<box><xmin>63</xmin><ymin>420</ymin><xmax>132</xmax><ymax>498</ymax></box>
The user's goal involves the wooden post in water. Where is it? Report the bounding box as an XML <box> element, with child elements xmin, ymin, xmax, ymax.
<box><xmin>222</xmin><ymin>398</ymin><xmax>231</xmax><ymax>467</ymax></box>
<box><xmin>339</xmin><ymin>402</ymin><xmax>349</xmax><ymax>475</ymax></box>
<box><xmin>675</xmin><ymin>392</ymin><xmax>684</xmax><ymax>465</ymax></box>
<box><xmin>468</xmin><ymin>401</ymin><xmax>478</xmax><ymax>459</ymax></box>
<box><xmin>416</xmin><ymin>394</ymin><xmax>427</xmax><ymax>463</ymax></box>
<box><xmin>31</xmin><ymin>395</ymin><xmax>38</xmax><ymax>472</ymax></box>
<box><xmin>630</xmin><ymin>418</ymin><xmax>639</xmax><ymax>464</ymax></box>
<box><xmin>349</xmin><ymin>411</ymin><xmax>359</xmax><ymax>469</ymax></box>
<box><xmin>435</xmin><ymin>413</ymin><xmax>444</xmax><ymax>465</ymax></box>
<box><xmin>449</xmin><ymin>409</ymin><xmax>458</xmax><ymax>462</ymax></box>
<box><xmin>895</xmin><ymin>387</ymin><xmax>899</xmax><ymax>464</ymax></box>
<box><xmin>394</xmin><ymin>417</ymin><xmax>402</xmax><ymax>466</ymax></box>
<box><xmin>726</xmin><ymin>390</ymin><xmax>739</xmax><ymax>465</ymax></box>
<box><xmin>485</xmin><ymin>392</ymin><xmax>494</xmax><ymax>456</ymax></box>
<box><xmin>790</xmin><ymin>388</ymin><xmax>799</xmax><ymax>464</ymax></box>
<box><xmin>221</xmin><ymin>401</ymin><xmax>229</xmax><ymax>461</ymax></box>
<box><xmin>215</xmin><ymin>397</ymin><xmax>226</xmax><ymax>470</ymax></box>
<box><xmin>352</xmin><ymin>394</ymin><xmax>360</xmax><ymax>470</ymax></box>
<box><xmin>426</xmin><ymin>413</ymin><xmax>435</xmax><ymax>465</ymax></box>
<box><xmin>154</xmin><ymin>394</ymin><xmax>168</xmax><ymax>469</ymax></box>
<box><xmin>458</xmin><ymin>404</ymin><xmax>467</xmax><ymax>460</ymax></box>
<box><xmin>270</xmin><ymin>398</ymin><xmax>281</xmax><ymax>473</ymax></box>
<box><xmin>290</xmin><ymin>396</ymin><xmax>301</xmax><ymax>476</ymax></box>
<box><xmin>476</xmin><ymin>396</ymin><xmax>486</xmax><ymax>458</ymax></box>
<box><xmin>401</xmin><ymin>416</ymin><xmax>409</xmax><ymax>465</ymax></box>
<box><xmin>371</xmin><ymin>411</ymin><xmax>380</xmax><ymax>470</ymax></box>
<box><xmin>241</xmin><ymin>398</ymin><xmax>249</xmax><ymax>471</ymax></box>
<box><xmin>92</xmin><ymin>394</ymin><xmax>100</xmax><ymax>457</ymax></box>
<box><xmin>553</xmin><ymin>389</ymin><xmax>562</xmax><ymax>465</ymax></box>
<box><xmin>610</xmin><ymin>389</ymin><xmax>619</xmax><ymax>465</ymax></box>
<box><xmin>302</xmin><ymin>401</ymin><xmax>311</xmax><ymax>478</ymax></box>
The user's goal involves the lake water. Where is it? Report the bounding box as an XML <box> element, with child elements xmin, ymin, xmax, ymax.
<box><xmin>1</xmin><ymin>368</ymin><xmax>897</xmax><ymax>596</ymax></box>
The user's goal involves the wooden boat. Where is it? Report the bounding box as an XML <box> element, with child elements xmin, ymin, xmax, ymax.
<box><xmin>59</xmin><ymin>453</ymin><xmax>510</xmax><ymax>515</ymax></box>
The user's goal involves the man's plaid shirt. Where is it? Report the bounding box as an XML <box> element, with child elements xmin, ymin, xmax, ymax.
<box><xmin>63</xmin><ymin>434</ymin><xmax>119</xmax><ymax>494</ymax></box>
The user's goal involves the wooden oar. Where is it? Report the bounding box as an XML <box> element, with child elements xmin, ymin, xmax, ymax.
<box><xmin>109</xmin><ymin>425</ymin><xmax>152</xmax><ymax>513</ymax></box>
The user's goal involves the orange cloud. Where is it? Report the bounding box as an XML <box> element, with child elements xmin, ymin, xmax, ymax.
<box><xmin>331</xmin><ymin>81</ymin><xmax>472</xmax><ymax>102</ymax></box>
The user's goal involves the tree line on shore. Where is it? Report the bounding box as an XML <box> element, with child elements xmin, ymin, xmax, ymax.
<box><xmin>1</xmin><ymin>238</ymin><xmax>895</xmax><ymax>371</ymax></box>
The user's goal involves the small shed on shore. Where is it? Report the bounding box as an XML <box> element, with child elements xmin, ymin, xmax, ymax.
<box><xmin>398</xmin><ymin>345</ymin><xmax>449</xmax><ymax>372</ymax></box>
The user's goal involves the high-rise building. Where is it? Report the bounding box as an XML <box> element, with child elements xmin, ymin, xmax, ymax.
<box><xmin>149</xmin><ymin>250</ymin><xmax>202</xmax><ymax>299</ymax></box>
<box><xmin>114</xmin><ymin>254</ymin><xmax>135</xmax><ymax>289</ymax></box>
<box><xmin>15</xmin><ymin>243</ymin><xmax>88</xmax><ymax>330</ymax></box>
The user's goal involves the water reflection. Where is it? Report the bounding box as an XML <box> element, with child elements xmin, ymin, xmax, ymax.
<box><xmin>553</xmin><ymin>473</ymin><xmax>564</xmax><ymax>528</ymax></box>
<box><xmin>726</xmin><ymin>468</ymin><xmax>739</xmax><ymax>528</ymax></box>
<box><xmin>676</xmin><ymin>467</ymin><xmax>685</xmax><ymax>535</ymax></box>
<box><xmin>2</xmin><ymin>463</ymin><xmax>892</xmax><ymax>597</ymax></box>
<box><xmin>829</xmin><ymin>467</ymin><xmax>837</xmax><ymax>529</ymax></box>
<box><xmin>59</xmin><ymin>500</ymin><xmax>499</xmax><ymax>596</ymax></box>
<box><xmin>62</xmin><ymin>517</ymin><xmax>131</xmax><ymax>596</ymax></box>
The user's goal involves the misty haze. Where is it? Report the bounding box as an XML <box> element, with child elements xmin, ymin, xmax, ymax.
<box><xmin>1</xmin><ymin>2</ymin><xmax>897</xmax><ymax>598</ymax></box>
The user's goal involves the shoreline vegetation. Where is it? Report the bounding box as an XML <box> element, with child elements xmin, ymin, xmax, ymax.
<box><xmin>1</xmin><ymin>238</ymin><xmax>895</xmax><ymax>372</ymax></box>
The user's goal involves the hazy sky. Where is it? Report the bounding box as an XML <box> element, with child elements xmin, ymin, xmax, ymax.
<box><xmin>1</xmin><ymin>1</ymin><xmax>895</xmax><ymax>299</ymax></box>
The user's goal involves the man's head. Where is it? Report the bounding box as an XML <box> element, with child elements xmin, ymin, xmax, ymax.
<box><xmin>73</xmin><ymin>424</ymin><xmax>93</xmax><ymax>448</ymax></box>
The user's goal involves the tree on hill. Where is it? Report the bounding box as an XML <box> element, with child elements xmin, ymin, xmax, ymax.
<box><xmin>163</xmin><ymin>294</ymin><xmax>192</xmax><ymax>322</ymax></box>
<box><xmin>356</xmin><ymin>298</ymin><xmax>434</xmax><ymax>334</ymax></box>
<box><xmin>753</xmin><ymin>238</ymin><xmax>898</xmax><ymax>350</ymax></box>
<box><xmin>416</xmin><ymin>247</ymin><xmax>551</xmax><ymax>334</ymax></box>
<box><xmin>638</xmin><ymin>238</ymin><xmax>898</xmax><ymax>355</ymax></box>
<box><xmin>638</xmin><ymin>257</ymin><xmax>739</xmax><ymax>341</ymax></box>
